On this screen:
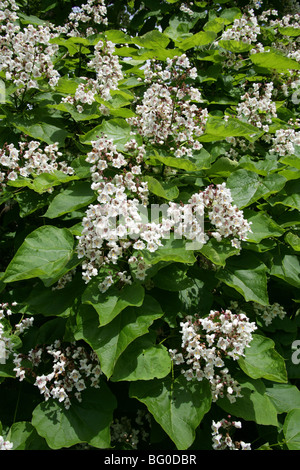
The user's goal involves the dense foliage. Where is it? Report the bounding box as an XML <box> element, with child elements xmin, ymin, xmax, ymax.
<box><xmin>1</xmin><ymin>0</ymin><xmax>300</xmax><ymax>451</ymax></box>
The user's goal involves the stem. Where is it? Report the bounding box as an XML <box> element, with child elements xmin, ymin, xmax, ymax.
<box><xmin>78</xmin><ymin>44</ymin><xmax>82</xmax><ymax>77</ymax></box>
<box><xmin>13</xmin><ymin>382</ymin><xmax>22</xmax><ymax>424</ymax></box>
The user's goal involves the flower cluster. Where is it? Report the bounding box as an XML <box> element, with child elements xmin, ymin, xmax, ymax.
<box><xmin>13</xmin><ymin>341</ymin><xmax>102</xmax><ymax>409</ymax></box>
<box><xmin>253</xmin><ymin>302</ymin><xmax>287</xmax><ymax>326</ymax></box>
<box><xmin>0</xmin><ymin>436</ymin><xmax>13</xmax><ymax>450</ymax></box>
<box><xmin>230</xmin><ymin>300</ymin><xmax>287</xmax><ymax>327</ymax></box>
<box><xmin>0</xmin><ymin>0</ymin><xmax>19</xmax><ymax>23</ymax></box>
<box><xmin>194</xmin><ymin>183</ymin><xmax>252</xmax><ymax>249</ymax></box>
<box><xmin>127</xmin><ymin>54</ymin><xmax>207</xmax><ymax>158</ymax></box>
<box><xmin>179</xmin><ymin>3</ymin><xmax>195</xmax><ymax>17</ymax></box>
<box><xmin>76</xmin><ymin>135</ymin><xmax>150</xmax><ymax>286</ymax></box>
<box><xmin>61</xmin><ymin>0</ymin><xmax>108</xmax><ymax>37</ymax></box>
<box><xmin>110</xmin><ymin>410</ymin><xmax>151</xmax><ymax>449</ymax></box>
<box><xmin>61</xmin><ymin>39</ymin><xmax>124</xmax><ymax>112</ymax></box>
<box><xmin>0</xmin><ymin>21</ymin><xmax>60</xmax><ymax>92</ymax></box>
<box><xmin>0</xmin><ymin>141</ymin><xmax>74</xmax><ymax>190</ymax></box>
<box><xmin>269</xmin><ymin>128</ymin><xmax>300</xmax><ymax>156</ymax></box>
<box><xmin>211</xmin><ymin>416</ymin><xmax>251</xmax><ymax>450</ymax></box>
<box><xmin>52</xmin><ymin>269</ymin><xmax>76</xmax><ymax>291</ymax></box>
<box><xmin>77</xmin><ymin>146</ymin><xmax>252</xmax><ymax>289</ymax></box>
<box><xmin>218</xmin><ymin>9</ymin><xmax>261</xmax><ymax>45</ymax></box>
<box><xmin>169</xmin><ymin>309</ymin><xmax>257</xmax><ymax>402</ymax></box>
<box><xmin>0</xmin><ymin>302</ymin><xmax>34</xmax><ymax>364</ymax></box>
<box><xmin>236</xmin><ymin>82</ymin><xmax>277</xmax><ymax>132</ymax></box>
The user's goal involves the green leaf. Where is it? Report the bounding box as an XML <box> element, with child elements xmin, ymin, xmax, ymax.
<box><xmin>7</xmin><ymin>422</ymin><xmax>50</xmax><ymax>450</ymax></box>
<box><xmin>152</xmin><ymin>264</ymin><xmax>194</xmax><ymax>291</ymax></box>
<box><xmin>18</xmin><ymin>12</ymin><xmax>48</xmax><ymax>25</ymax></box>
<box><xmin>218</xmin><ymin>39</ymin><xmax>254</xmax><ymax>53</ymax></box>
<box><xmin>146</xmin><ymin>153</ymin><xmax>199</xmax><ymax>172</ymax></box>
<box><xmin>204</xmin><ymin>156</ymin><xmax>238</xmax><ymax>177</ymax></box>
<box><xmin>129</xmin><ymin>376</ymin><xmax>212</xmax><ymax>450</ymax></box>
<box><xmin>105</xmin><ymin>30</ymin><xmax>132</xmax><ymax>44</ymax></box>
<box><xmin>79</xmin><ymin>118</ymin><xmax>134</xmax><ymax>151</ymax></box>
<box><xmin>199</xmin><ymin>238</ymin><xmax>240</xmax><ymax>266</ymax></box>
<box><xmin>217</xmin><ymin>375</ymin><xmax>278</xmax><ymax>426</ymax></box>
<box><xmin>203</xmin><ymin>18</ymin><xmax>230</xmax><ymax>34</ymax></box>
<box><xmin>48</xmin><ymin>102</ymin><xmax>102</xmax><ymax>121</ymax></box>
<box><xmin>285</xmin><ymin>232</ymin><xmax>300</xmax><ymax>252</ymax></box>
<box><xmin>243</xmin><ymin>209</ymin><xmax>285</xmax><ymax>243</ymax></box>
<box><xmin>143</xmin><ymin>175</ymin><xmax>179</xmax><ymax>200</ymax></box>
<box><xmin>250</xmin><ymin>52</ymin><xmax>300</xmax><ymax>71</ymax></box>
<box><xmin>238</xmin><ymin>334</ymin><xmax>287</xmax><ymax>383</ymax></box>
<box><xmin>268</xmin><ymin>179</ymin><xmax>300</xmax><ymax>211</ymax></box>
<box><xmin>7</xmin><ymin>171</ymin><xmax>79</xmax><ymax>194</ymax></box>
<box><xmin>227</xmin><ymin>169</ymin><xmax>286</xmax><ymax>208</ymax></box>
<box><xmin>278</xmin><ymin>26</ymin><xmax>300</xmax><ymax>37</ymax></box>
<box><xmin>270</xmin><ymin>247</ymin><xmax>300</xmax><ymax>288</ymax></box>
<box><xmin>3</xmin><ymin>226</ymin><xmax>74</xmax><ymax>283</ymax></box>
<box><xmin>74</xmin><ymin>296</ymin><xmax>164</xmax><ymax>378</ymax></box>
<box><xmin>25</xmin><ymin>274</ymin><xmax>84</xmax><ymax>317</ymax></box>
<box><xmin>283</xmin><ymin>409</ymin><xmax>300</xmax><ymax>450</ymax></box>
<box><xmin>15</xmin><ymin>190</ymin><xmax>51</xmax><ymax>217</ymax></box>
<box><xmin>216</xmin><ymin>253</ymin><xmax>269</xmax><ymax>305</ymax></box>
<box><xmin>43</xmin><ymin>182</ymin><xmax>96</xmax><ymax>219</ymax></box>
<box><xmin>141</xmin><ymin>236</ymin><xmax>196</xmax><ymax>265</ymax></box>
<box><xmin>12</xmin><ymin>117</ymin><xmax>69</xmax><ymax>146</ymax></box>
<box><xmin>111</xmin><ymin>333</ymin><xmax>171</xmax><ymax>382</ymax></box>
<box><xmin>132</xmin><ymin>30</ymin><xmax>170</xmax><ymax>49</ymax></box>
<box><xmin>266</xmin><ymin>384</ymin><xmax>300</xmax><ymax>414</ymax></box>
<box><xmin>175</xmin><ymin>31</ymin><xmax>217</xmax><ymax>50</ymax></box>
<box><xmin>31</xmin><ymin>386</ymin><xmax>117</xmax><ymax>449</ymax></box>
<box><xmin>199</xmin><ymin>116</ymin><xmax>261</xmax><ymax>142</ymax></box>
<box><xmin>82</xmin><ymin>281</ymin><xmax>145</xmax><ymax>326</ymax></box>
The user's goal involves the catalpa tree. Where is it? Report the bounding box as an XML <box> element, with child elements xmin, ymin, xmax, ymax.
<box><xmin>0</xmin><ymin>0</ymin><xmax>300</xmax><ymax>451</ymax></box>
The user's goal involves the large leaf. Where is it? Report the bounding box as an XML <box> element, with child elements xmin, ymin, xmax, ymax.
<box><xmin>74</xmin><ymin>295</ymin><xmax>164</xmax><ymax>378</ymax></box>
<box><xmin>242</xmin><ymin>209</ymin><xmax>285</xmax><ymax>243</ymax></box>
<box><xmin>111</xmin><ymin>333</ymin><xmax>171</xmax><ymax>382</ymax></box>
<box><xmin>266</xmin><ymin>384</ymin><xmax>300</xmax><ymax>414</ymax></box>
<box><xmin>238</xmin><ymin>334</ymin><xmax>288</xmax><ymax>383</ymax></box>
<box><xmin>216</xmin><ymin>253</ymin><xmax>269</xmax><ymax>305</ymax></box>
<box><xmin>270</xmin><ymin>247</ymin><xmax>300</xmax><ymax>288</ymax></box>
<box><xmin>25</xmin><ymin>274</ymin><xmax>85</xmax><ymax>317</ymax></box>
<box><xmin>82</xmin><ymin>281</ymin><xmax>145</xmax><ymax>326</ymax></box>
<box><xmin>283</xmin><ymin>409</ymin><xmax>300</xmax><ymax>450</ymax></box>
<box><xmin>250</xmin><ymin>52</ymin><xmax>300</xmax><ymax>71</ymax></box>
<box><xmin>175</xmin><ymin>31</ymin><xmax>217</xmax><ymax>50</ymax></box>
<box><xmin>199</xmin><ymin>238</ymin><xmax>239</xmax><ymax>266</ymax></box>
<box><xmin>12</xmin><ymin>116</ymin><xmax>69</xmax><ymax>146</ymax></box>
<box><xmin>7</xmin><ymin>171</ymin><xmax>79</xmax><ymax>194</ymax></box>
<box><xmin>141</xmin><ymin>236</ymin><xmax>196</xmax><ymax>265</ymax></box>
<box><xmin>143</xmin><ymin>175</ymin><xmax>179</xmax><ymax>200</ymax></box>
<box><xmin>79</xmin><ymin>118</ymin><xmax>134</xmax><ymax>150</ymax></box>
<box><xmin>199</xmin><ymin>116</ymin><xmax>261</xmax><ymax>142</ymax></box>
<box><xmin>7</xmin><ymin>422</ymin><xmax>50</xmax><ymax>450</ymax></box>
<box><xmin>268</xmin><ymin>179</ymin><xmax>300</xmax><ymax>211</ymax></box>
<box><xmin>227</xmin><ymin>169</ymin><xmax>286</xmax><ymax>208</ymax></box>
<box><xmin>217</xmin><ymin>375</ymin><xmax>278</xmax><ymax>426</ymax></box>
<box><xmin>152</xmin><ymin>264</ymin><xmax>194</xmax><ymax>291</ymax></box>
<box><xmin>218</xmin><ymin>39</ymin><xmax>254</xmax><ymax>53</ymax></box>
<box><xmin>3</xmin><ymin>226</ymin><xmax>74</xmax><ymax>283</ymax></box>
<box><xmin>43</xmin><ymin>182</ymin><xmax>96</xmax><ymax>219</ymax></box>
<box><xmin>129</xmin><ymin>376</ymin><xmax>212</xmax><ymax>450</ymax></box>
<box><xmin>132</xmin><ymin>30</ymin><xmax>170</xmax><ymax>49</ymax></box>
<box><xmin>31</xmin><ymin>385</ymin><xmax>117</xmax><ymax>449</ymax></box>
